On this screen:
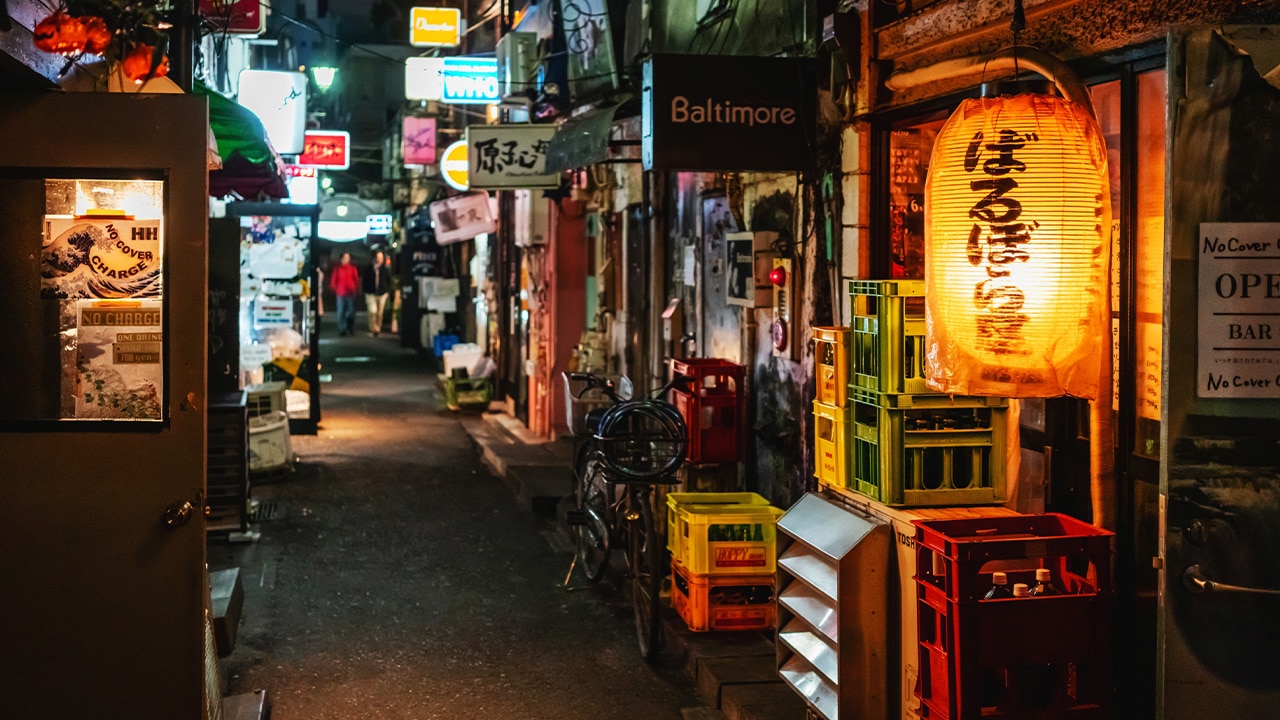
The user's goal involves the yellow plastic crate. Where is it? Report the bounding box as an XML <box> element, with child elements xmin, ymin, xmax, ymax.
<box><xmin>813</xmin><ymin>400</ymin><xmax>849</xmax><ymax>490</ymax></box>
<box><xmin>671</xmin><ymin>559</ymin><xmax>775</xmax><ymax>632</ymax></box>
<box><xmin>670</xmin><ymin>499</ymin><xmax>783</xmax><ymax>576</ymax></box>
<box><xmin>665</xmin><ymin>491</ymin><xmax>773</xmax><ymax>556</ymax></box>
<box><xmin>813</xmin><ymin>326</ymin><xmax>850</xmax><ymax>406</ymax></box>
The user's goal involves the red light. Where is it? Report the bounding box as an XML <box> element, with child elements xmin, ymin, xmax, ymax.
<box><xmin>769</xmin><ymin>266</ymin><xmax>787</xmax><ymax>286</ymax></box>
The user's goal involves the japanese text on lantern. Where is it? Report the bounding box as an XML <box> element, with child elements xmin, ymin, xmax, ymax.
<box><xmin>963</xmin><ymin>128</ymin><xmax>1040</xmax><ymax>357</ymax></box>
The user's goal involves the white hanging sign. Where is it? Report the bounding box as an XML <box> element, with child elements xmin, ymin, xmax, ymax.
<box><xmin>1198</xmin><ymin>222</ymin><xmax>1280</xmax><ymax>397</ymax></box>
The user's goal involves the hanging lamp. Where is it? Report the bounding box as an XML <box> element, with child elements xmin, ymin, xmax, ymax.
<box><xmin>923</xmin><ymin>4</ymin><xmax>1110</xmax><ymax>399</ymax></box>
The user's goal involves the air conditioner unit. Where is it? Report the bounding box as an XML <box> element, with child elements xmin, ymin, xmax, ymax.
<box><xmin>497</xmin><ymin>32</ymin><xmax>538</xmax><ymax>98</ymax></box>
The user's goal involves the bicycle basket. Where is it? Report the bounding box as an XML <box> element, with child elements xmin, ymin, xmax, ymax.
<box><xmin>594</xmin><ymin>401</ymin><xmax>687</xmax><ymax>481</ymax></box>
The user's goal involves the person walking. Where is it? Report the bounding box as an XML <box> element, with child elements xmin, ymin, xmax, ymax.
<box><xmin>363</xmin><ymin>249</ymin><xmax>392</xmax><ymax>337</ymax></box>
<box><xmin>329</xmin><ymin>251</ymin><xmax>360</xmax><ymax>336</ymax></box>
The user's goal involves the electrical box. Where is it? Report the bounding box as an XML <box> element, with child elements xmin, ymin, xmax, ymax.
<box><xmin>497</xmin><ymin>32</ymin><xmax>539</xmax><ymax>97</ymax></box>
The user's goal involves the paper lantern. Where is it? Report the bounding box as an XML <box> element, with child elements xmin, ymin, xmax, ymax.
<box><xmin>924</xmin><ymin>87</ymin><xmax>1110</xmax><ymax>399</ymax></box>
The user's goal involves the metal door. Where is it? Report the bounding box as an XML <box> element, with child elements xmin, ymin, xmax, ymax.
<box><xmin>0</xmin><ymin>92</ymin><xmax>209</xmax><ymax>718</ymax></box>
<box><xmin>1161</xmin><ymin>26</ymin><xmax>1280</xmax><ymax>720</ymax></box>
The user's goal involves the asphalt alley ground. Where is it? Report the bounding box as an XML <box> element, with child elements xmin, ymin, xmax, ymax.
<box><xmin>211</xmin><ymin>322</ymin><xmax>702</xmax><ymax>719</ymax></box>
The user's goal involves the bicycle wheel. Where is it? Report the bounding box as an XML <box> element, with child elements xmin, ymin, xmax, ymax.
<box><xmin>574</xmin><ymin>454</ymin><xmax>611</xmax><ymax>582</ymax></box>
<box><xmin>626</xmin><ymin>487</ymin><xmax>664</xmax><ymax>661</ymax></box>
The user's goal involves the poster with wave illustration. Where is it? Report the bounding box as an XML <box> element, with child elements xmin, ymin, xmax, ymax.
<box><xmin>42</xmin><ymin>217</ymin><xmax>162</xmax><ymax>299</ymax></box>
<box><xmin>72</xmin><ymin>300</ymin><xmax>163</xmax><ymax>420</ymax></box>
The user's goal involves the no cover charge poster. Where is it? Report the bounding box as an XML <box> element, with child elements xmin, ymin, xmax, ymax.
<box><xmin>42</xmin><ymin>217</ymin><xmax>162</xmax><ymax>299</ymax></box>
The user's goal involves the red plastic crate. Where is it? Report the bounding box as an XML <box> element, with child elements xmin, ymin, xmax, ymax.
<box><xmin>671</xmin><ymin>358</ymin><xmax>746</xmax><ymax>463</ymax></box>
<box><xmin>913</xmin><ymin>514</ymin><xmax>1115</xmax><ymax>720</ymax></box>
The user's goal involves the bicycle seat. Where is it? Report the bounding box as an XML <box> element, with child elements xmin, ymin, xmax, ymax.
<box><xmin>584</xmin><ymin>407</ymin><xmax>609</xmax><ymax>435</ymax></box>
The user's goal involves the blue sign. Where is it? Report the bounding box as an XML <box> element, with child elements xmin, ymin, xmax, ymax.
<box><xmin>441</xmin><ymin>57</ymin><xmax>500</xmax><ymax>105</ymax></box>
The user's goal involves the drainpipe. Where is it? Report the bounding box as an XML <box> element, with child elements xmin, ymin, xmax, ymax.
<box><xmin>886</xmin><ymin>45</ymin><xmax>1114</xmax><ymax>530</ymax></box>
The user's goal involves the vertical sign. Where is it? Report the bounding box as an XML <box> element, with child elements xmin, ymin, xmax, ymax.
<box><xmin>466</xmin><ymin>124</ymin><xmax>558</xmax><ymax>189</ymax></box>
<box><xmin>1198</xmin><ymin>222</ymin><xmax>1280</xmax><ymax>397</ymax></box>
<box><xmin>409</xmin><ymin>6</ymin><xmax>462</xmax><ymax>47</ymax></box>
<box><xmin>238</xmin><ymin>69</ymin><xmax>307</xmax><ymax>154</ymax></box>
<box><xmin>441</xmin><ymin>57</ymin><xmax>500</xmax><ymax>105</ymax></box>
<box><xmin>199</xmin><ymin>0</ymin><xmax>265</xmax><ymax>34</ymax></box>
<box><xmin>299</xmin><ymin>130</ymin><xmax>351</xmax><ymax>170</ymax></box>
<box><xmin>405</xmin><ymin>56</ymin><xmax>445</xmax><ymax>100</ymax></box>
<box><xmin>403</xmin><ymin>116</ymin><xmax>438</xmax><ymax>166</ymax></box>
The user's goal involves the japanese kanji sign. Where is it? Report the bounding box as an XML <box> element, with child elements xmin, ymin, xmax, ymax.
<box><xmin>466</xmin><ymin>124</ymin><xmax>559</xmax><ymax>189</ymax></box>
<box><xmin>299</xmin><ymin>130</ymin><xmax>351</xmax><ymax>170</ymax></box>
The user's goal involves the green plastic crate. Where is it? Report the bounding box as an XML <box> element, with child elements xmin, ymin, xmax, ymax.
<box><xmin>850</xmin><ymin>390</ymin><xmax>1007</xmax><ymax>507</ymax></box>
<box><xmin>849</xmin><ymin>279</ymin><xmax>930</xmax><ymax>395</ymax></box>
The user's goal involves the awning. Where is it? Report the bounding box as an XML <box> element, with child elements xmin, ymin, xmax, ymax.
<box><xmin>195</xmin><ymin>81</ymin><xmax>289</xmax><ymax>199</ymax></box>
<box><xmin>543</xmin><ymin>99</ymin><xmax>639</xmax><ymax>174</ymax></box>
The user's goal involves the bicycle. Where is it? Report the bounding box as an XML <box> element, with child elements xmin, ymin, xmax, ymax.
<box><xmin>562</xmin><ymin>370</ymin><xmax>690</xmax><ymax>661</ymax></box>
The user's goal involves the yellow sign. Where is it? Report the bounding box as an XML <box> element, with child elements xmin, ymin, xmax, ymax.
<box><xmin>410</xmin><ymin>7</ymin><xmax>461</xmax><ymax>47</ymax></box>
<box><xmin>440</xmin><ymin>140</ymin><xmax>469</xmax><ymax>191</ymax></box>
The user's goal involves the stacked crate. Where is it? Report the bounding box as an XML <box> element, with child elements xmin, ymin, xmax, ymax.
<box><xmin>812</xmin><ymin>327</ymin><xmax>850</xmax><ymax>489</ymax></box>
<box><xmin>671</xmin><ymin>358</ymin><xmax>746</xmax><ymax>465</ymax></box>
<box><xmin>207</xmin><ymin>391</ymin><xmax>249</xmax><ymax>534</ymax></box>
<box><xmin>846</xmin><ymin>280</ymin><xmax>1007</xmax><ymax>507</ymax></box>
<box><xmin>666</xmin><ymin>492</ymin><xmax>783</xmax><ymax>632</ymax></box>
<box><xmin>913</xmin><ymin>514</ymin><xmax>1115</xmax><ymax>719</ymax></box>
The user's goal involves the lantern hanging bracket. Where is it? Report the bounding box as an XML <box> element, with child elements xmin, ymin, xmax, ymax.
<box><xmin>883</xmin><ymin>44</ymin><xmax>1096</xmax><ymax>121</ymax></box>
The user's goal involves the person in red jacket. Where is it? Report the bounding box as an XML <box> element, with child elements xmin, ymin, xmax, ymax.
<box><xmin>329</xmin><ymin>252</ymin><xmax>361</xmax><ymax>336</ymax></box>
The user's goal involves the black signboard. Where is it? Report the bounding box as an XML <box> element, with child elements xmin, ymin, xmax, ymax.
<box><xmin>642</xmin><ymin>54</ymin><xmax>816</xmax><ymax>172</ymax></box>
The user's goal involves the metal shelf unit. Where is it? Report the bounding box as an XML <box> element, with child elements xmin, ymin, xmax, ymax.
<box><xmin>776</xmin><ymin>493</ymin><xmax>891</xmax><ymax>720</ymax></box>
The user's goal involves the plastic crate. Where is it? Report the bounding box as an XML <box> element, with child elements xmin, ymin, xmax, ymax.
<box><xmin>813</xmin><ymin>326</ymin><xmax>850</xmax><ymax>406</ymax></box>
<box><xmin>812</xmin><ymin>400</ymin><xmax>849</xmax><ymax>489</ymax></box>
<box><xmin>671</xmin><ymin>559</ymin><xmax>776</xmax><ymax>632</ymax></box>
<box><xmin>667</xmin><ymin>494</ymin><xmax>783</xmax><ymax>575</ymax></box>
<box><xmin>850</xmin><ymin>390</ymin><xmax>1007</xmax><ymax>507</ymax></box>
<box><xmin>666</xmin><ymin>491</ymin><xmax>773</xmax><ymax>556</ymax></box>
<box><xmin>672</xmin><ymin>358</ymin><xmax>745</xmax><ymax>396</ymax></box>
<box><xmin>432</xmin><ymin>333</ymin><xmax>459</xmax><ymax>358</ymax></box>
<box><xmin>913</xmin><ymin>514</ymin><xmax>1115</xmax><ymax>720</ymax></box>
<box><xmin>560</xmin><ymin>372</ymin><xmax>628</xmax><ymax>434</ymax></box>
<box><xmin>673</xmin><ymin>390</ymin><xmax>745</xmax><ymax>463</ymax></box>
<box><xmin>849</xmin><ymin>279</ymin><xmax>930</xmax><ymax>395</ymax></box>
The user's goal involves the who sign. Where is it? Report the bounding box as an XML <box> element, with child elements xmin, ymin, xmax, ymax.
<box><xmin>441</xmin><ymin>57</ymin><xmax>500</xmax><ymax>105</ymax></box>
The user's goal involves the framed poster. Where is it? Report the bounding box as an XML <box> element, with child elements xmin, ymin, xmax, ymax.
<box><xmin>42</xmin><ymin>216</ymin><xmax>162</xmax><ymax>299</ymax></box>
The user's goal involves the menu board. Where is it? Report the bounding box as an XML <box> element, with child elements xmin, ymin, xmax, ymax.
<box><xmin>1198</xmin><ymin>222</ymin><xmax>1280</xmax><ymax>398</ymax></box>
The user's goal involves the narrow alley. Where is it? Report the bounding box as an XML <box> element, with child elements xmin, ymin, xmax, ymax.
<box><xmin>210</xmin><ymin>323</ymin><xmax>702</xmax><ymax>719</ymax></box>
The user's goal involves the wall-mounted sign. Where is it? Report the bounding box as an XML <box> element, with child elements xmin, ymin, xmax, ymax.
<box><xmin>440</xmin><ymin>140</ymin><xmax>469</xmax><ymax>191</ymax></box>
<box><xmin>405</xmin><ymin>56</ymin><xmax>445</xmax><ymax>101</ymax></box>
<box><xmin>253</xmin><ymin>298</ymin><xmax>295</xmax><ymax>327</ymax></box>
<box><xmin>642</xmin><ymin>54</ymin><xmax>815</xmax><ymax>172</ymax></box>
<box><xmin>403</xmin><ymin>116</ymin><xmax>438</xmax><ymax>166</ymax></box>
<box><xmin>199</xmin><ymin>0</ymin><xmax>264</xmax><ymax>34</ymax></box>
<box><xmin>558</xmin><ymin>0</ymin><xmax>617</xmax><ymax>99</ymax></box>
<box><xmin>466</xmin><ymin>124</ymin><xmax>559</xmax><ymax>189</ymax></box>
<box><xmin>441</xmin><ymin>57</ymin><xmax>500</xmax><ymax>105</ymax></box>
<box><xmin>299</xmin><ymin>130</ymin><xmax>351</xmax><ymax>170</ymax></box>
<box><xmin>429</xmin><ymin>192</ymin><xmax>496</xmax><ymax>246</ymax></box>
<box><xmin>238</xmin><ymin>69</ymin><xmax>307</xmax><ymax>155</ymax></box>
<box><xmin>367</xmin><ymin>214</ymin><xmax>393</xmax><ymax>235</ymax></box>
<box><xmin>410</xmin><ymin>6</ymin><xmax>462</xmax><ymax>47</ymax></box>
<box><xmin>1198</xmin><ymin>222</ymin><xmax>1280</xmax><ymax>398</ymax></box>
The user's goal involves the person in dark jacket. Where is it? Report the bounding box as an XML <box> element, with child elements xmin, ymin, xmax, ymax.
<box><xmin>363</xmin><ymin>250</ymin><xmax>392</xmax><ymax>336</ymax></box>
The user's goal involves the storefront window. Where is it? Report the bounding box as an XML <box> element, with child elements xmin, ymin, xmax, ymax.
<box><xmin>40</xmin><ymin>178</ymin><xmax>166</xmax><ymax>422</ymax></box>
<box><xmin>1133</xmin><ymin>70</ymin><xmax>1166</xmax><ymax>458</ymax></box>
<box><xmin>887</xmin><ymin>113</ymin><xmax>947</xmax><ymax>279</ymax></box>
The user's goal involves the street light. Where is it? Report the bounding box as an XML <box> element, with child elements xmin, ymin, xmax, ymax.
<box><xmin>312</xmin><ymin>66</ymin><xmax>337</xmax><ymax>92</ymax></box>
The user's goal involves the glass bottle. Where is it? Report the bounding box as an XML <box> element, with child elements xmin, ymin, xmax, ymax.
<box><xmin>1029</xmin><ymin>568</ymin><xmax>1061</xmax><ymax>596</ymax></box>
<box><xmin>983</xmin><ymin>571</ymin><xmax>1013</xmax><ymax>600</ymax></box>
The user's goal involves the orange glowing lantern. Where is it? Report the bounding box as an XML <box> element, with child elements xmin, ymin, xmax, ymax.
<box><xmin>924</xmin><ymin>83</ymin><xmax>1111</xmax><ymax>399</ymax></box>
